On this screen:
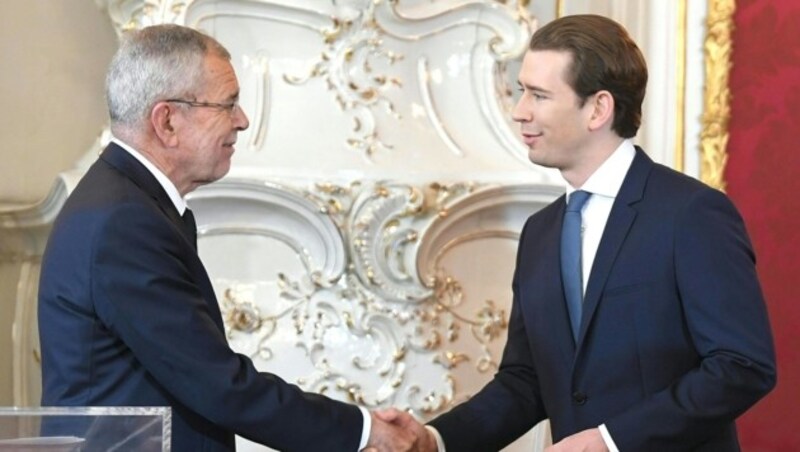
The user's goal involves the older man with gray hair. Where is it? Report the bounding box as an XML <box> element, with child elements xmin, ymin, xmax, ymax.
<box><xmin>38</xmin><ymin>24</ymin><xmax>416</xmax><ymax>451</ymax></box>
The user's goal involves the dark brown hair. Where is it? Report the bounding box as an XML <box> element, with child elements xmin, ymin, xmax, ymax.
<box><xmin>529</xmin><ymin>14</ymin><xmax>647</xmax><ymax>138</ymax></box>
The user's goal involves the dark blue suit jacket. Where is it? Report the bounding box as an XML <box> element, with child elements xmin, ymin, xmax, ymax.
<box><xmin>39</xmin><ymin>143</ymin><xmax>362</xmax><ymax>451</ymax></box>
<box><xmin>430</xmin><ymin>148</ymin><xmax>776</xmax><ymax>451</ymax></box>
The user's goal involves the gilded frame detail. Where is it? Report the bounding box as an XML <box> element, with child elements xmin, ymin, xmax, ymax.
<box><xmin>701</xmin><ymin>0</ymin><xmax>735</xmax><ymax>191</ymax></box>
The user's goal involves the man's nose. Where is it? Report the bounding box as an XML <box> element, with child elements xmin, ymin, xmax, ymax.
<box><xmin>511</xmin><ymin>97</ymin><xmax>530</xmax><ymax>123</ymax></box>
<box><xmin>233</xmin><ymin>104</ymin><xmax>250</xmax><ymax>131</ymax></box>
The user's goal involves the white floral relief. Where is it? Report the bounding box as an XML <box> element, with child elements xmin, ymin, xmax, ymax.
<box><xmin>282</xmin><ymin>1</ymin><xmax>404</xmax><ymax>159</ymax></box>
<box><xmin>212</xmin><ymin>181</ymin><xmax>520</xmax><ymax>416</ymax></box>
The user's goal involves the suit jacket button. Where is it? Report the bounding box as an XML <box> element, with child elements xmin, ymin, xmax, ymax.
<box><xmin>572</xmin><ymin>391</ymin><xmax>587</xmax><ymax>405</ymax></box>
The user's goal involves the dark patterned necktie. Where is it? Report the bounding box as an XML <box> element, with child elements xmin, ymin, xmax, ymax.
<box><xmin>182</xmin><ymin>208</ymin><xmax>197</xmax><ymax>250</ymax></box>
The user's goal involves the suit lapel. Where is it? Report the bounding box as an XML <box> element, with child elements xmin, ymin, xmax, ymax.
<box><xmin>547</xmin><ymin>199</ymin><xmax>579</xmax><ymax>359</ymax></box>
<box><xmin>100</xmin><ymin>143</ymin><xmax>189</xmax><ymax>241</ymax></box>
<box><xmin>100</xmin><ymin>143</ymin><xmax>226</xmax><ymax>331</ymax></box>
<box><xmin>575</xmin><ymin>148</ymin><xmax>653</xmax><ymax>348</ymax></box>
<box><xmin>522</xmin><ymin>198</ymin><xmax>578</xmax><ymax>362</ymax></box>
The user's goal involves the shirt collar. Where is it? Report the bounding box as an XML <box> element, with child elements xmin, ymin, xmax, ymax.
<box><xmin>110</xmin><ymin>136</ymin><xmax>187</xmax><ymax>215</ymax></box>
<box><xmin>565</xmin><ymin>139</ymin><xmax>636</xmax><ymax>200</ymax></box>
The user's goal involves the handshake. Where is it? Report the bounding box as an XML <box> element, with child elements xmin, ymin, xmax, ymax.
<box><xmin>364</xmin><ymin>408</ymin><xmax>439</xmax><ymax>452</ymax></box>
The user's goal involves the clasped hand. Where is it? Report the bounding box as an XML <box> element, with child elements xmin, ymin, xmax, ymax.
<box><xmin>363</xmin><ymin>408</ymin><xmax>437</xmax><ymax>452</ymax></box>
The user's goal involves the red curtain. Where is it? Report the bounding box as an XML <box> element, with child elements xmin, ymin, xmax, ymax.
<box><xmin>728</xmin><ymin>0</ymin><xmax>800</xmax><ymax>450</ymax></box>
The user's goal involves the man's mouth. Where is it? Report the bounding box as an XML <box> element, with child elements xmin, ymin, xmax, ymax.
<box><xmin>521</xmin><ymin>132</ymin><xmax>542</xmax><ymax>146</ymax></box>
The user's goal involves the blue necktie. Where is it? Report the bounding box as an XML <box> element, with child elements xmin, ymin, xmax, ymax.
<box><xmin>561</xmin><ymin>190</ymin><xmax>591</xmax><ymax>342</ymax></box>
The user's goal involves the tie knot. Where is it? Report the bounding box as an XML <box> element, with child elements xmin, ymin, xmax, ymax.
<box><xmin>182</xmin><ymin>208</ymin><xmax>198</xmax><ymax>250</ymax></box>
<box><xmin>566</xmin><ymin>190</ymin><xmax>591</xmax><ymax>213</ymax></box>
<box><xmin>182</xmin><ymin>209</ymin><xmax>196</xmax><ymax>229</ymax></box>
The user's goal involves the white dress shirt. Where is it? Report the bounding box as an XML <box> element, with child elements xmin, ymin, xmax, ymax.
<box><xmin>110</xmin><ymin>137</ymin><xmax>372</xmax><ymax>450</ymax></box>
<box><xmin>567</xmin><ymin>139</ymin><xmax>635</xmax><ymax>452</ymax></box>
<box><xmin>111</xmin><ymin>137</ymin><xmax>187</xmax><ymax>215</ymax></box>
<box><xmin>568</xmin><ymin>139</ymin><xmax>635</xmax><ymax>299</ymax></box>
<box><xmin>428</xmin><ymin>140</ymin><xmax>636</xmax><ymax>452</ymax></box>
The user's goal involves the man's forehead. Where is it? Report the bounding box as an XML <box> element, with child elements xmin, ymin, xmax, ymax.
<box><xmin>201</xmin><ymin>55</ymin><xmax>240</xmax><ymax>98</ymax></box>
<box><xmin>518</xmin><ymin>50</ymin><xmax>572</xmax><ymax>84</ymax></box>
<box><xmin>524</xmin><ymin>49</ymin><xmax>573</xmax><ymax>67</ymax></box>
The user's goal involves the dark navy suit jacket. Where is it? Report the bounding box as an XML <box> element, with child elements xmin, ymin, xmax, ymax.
<box><xmin>430</xmin><ymin>148</ymin><xmax>776</xmax><ymax>451</ymax></box>
<box><xmin>39</xmin><ymin>143</ymin><xmax>362</xmax><ymax>451</ymax></box>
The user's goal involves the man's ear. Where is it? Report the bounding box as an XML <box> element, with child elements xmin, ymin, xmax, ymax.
<box><xmin>587</xmin><ymin>90</ymin><xmax>615</xmax><ymax>132</ymax></box>
<box><xmin>150</xmin><ymin>102</ymin><xmax>179</xmax><ymax>147</ymax></box>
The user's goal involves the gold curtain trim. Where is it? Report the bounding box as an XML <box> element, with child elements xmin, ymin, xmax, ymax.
<box><xmin>700</xmin><ymin>0</ymin><xmax>736</xmax><ymax>191</ymax></box>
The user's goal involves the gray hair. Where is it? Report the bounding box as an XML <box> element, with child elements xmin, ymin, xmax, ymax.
<box><xmin>105</xmin><ymin>24</ymin><xmax>231</xmax><ymax>127</ymax></box>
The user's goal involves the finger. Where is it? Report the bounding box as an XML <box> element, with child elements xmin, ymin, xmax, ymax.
<box><xmin>373</xmin><ymin>407</ymin><xmax>402</xmax><ymax>422</ymax></box>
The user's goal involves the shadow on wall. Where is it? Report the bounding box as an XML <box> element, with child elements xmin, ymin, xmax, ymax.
<box><xmin>0</xmin><ymin>0</ymin><xmax>116</xmax><ymax>205</ymax></box>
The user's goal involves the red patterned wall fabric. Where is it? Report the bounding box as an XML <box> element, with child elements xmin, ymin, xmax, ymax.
<box><xmin>728</xmin><ymin>0</ymin><xmax>800</xmax><ymax>449</ymax></box>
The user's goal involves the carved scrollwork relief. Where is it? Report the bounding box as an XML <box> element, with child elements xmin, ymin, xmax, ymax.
<box><xmin>103</xmin><ymin>0</ymin><xmax>195</xmax><ymax>32</ymax></box>
<box><xmin>177</xmin><ymin>0</ymin><xmax>533</xmax><ymax>165</ymax></box>
<box><xmin>189</xmin><ymin>180</ymin><xmax>558</xmax><ymax>416</ymax></box>
<box><xmin>282</xmin><ymin>1</ymin><xmax>404</xmax><ymax>159</ymax></box>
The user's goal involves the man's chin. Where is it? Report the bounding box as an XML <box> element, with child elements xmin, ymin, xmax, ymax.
<box><xmin>195</xmin><ymin>169</ymin><xmax>231</xmax><ymax>187</ymax></box>
<box><xmin>528</xmin><ymin>149</ymin><xmax>551</xmax><ymax>167</ymax></box>
<box><xmin>214</xmin><ymin>161</ymin><xmax>233</xmax><ymax>180</ymax></box>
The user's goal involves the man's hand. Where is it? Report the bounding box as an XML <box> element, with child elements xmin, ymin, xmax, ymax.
<box><xmin>545</xmin><ymin>428</ymin><xmax>608</xmax><ymax>452</ymax></box>
<box><xmin>364</xmin><ymin>409</ymin><xmax>417</xmax><ymax>451</ymax></box>
<box><xmin>375</xmin><ymin>408</ymin><xmax>437</xmax><ymax>452</ymax></box>
<box><xmin>363</xmin><ymin>408</ymin><xmax>438</xmax><ymax>452</ymax></box>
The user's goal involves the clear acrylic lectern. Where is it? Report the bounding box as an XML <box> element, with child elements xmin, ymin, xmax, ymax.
<box><xmin>0</xmin><ymin>406</ymin><xmax>170</xmax><ymax>451</ymax></box>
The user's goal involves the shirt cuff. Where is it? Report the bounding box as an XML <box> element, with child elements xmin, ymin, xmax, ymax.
<box><xmin>358</xmin><ymin>407</ymin><xmax>371</xmax><ymax>451</ymax></box>
<box><xmin>598</xmin><ymin>424</ymin><xmax>619</xmax><ymax>452</ymax></box>
<box><xmin>426</xmin><ymin>425</ymin><xmax>445</xmax><ymax>452</ymax></box>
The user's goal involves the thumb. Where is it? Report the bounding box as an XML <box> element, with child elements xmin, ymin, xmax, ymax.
<box><xmin>373</xmin><ymin>407</ymin><xmax>403</xmax><ymax>423</ymax></box>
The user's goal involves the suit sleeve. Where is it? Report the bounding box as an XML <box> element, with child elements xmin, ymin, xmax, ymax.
<box><xmin>428</xmin><ymin>217</ymin><xmax>547</xmax><ymax>452</ymax></box>
<box><xmin>90</xmin><ymin>202</ymin><xmax>362</xmax><ymax>451</ymax></box>
<box><xmin>605</xmin><ymin>188</ymin><xmax>776</xmax><ymax>450</ymax></box>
